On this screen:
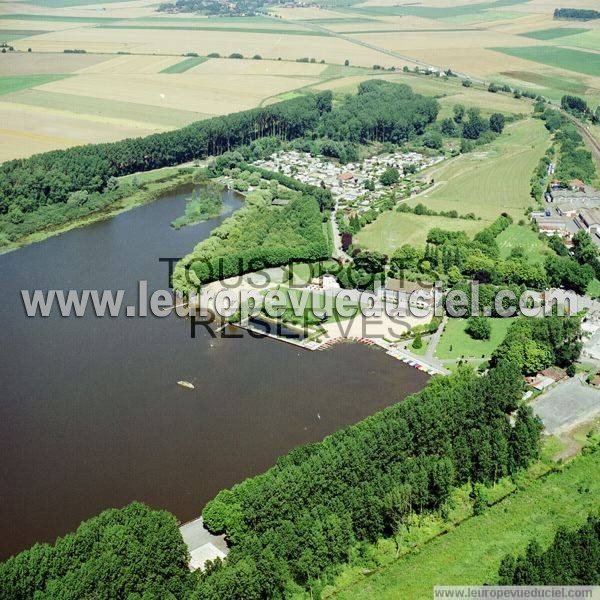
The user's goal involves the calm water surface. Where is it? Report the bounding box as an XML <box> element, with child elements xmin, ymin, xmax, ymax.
<box><xmin>0</xmin><ymin>186</ymin><xmax>428</xmax><ymax>560</ymax></box>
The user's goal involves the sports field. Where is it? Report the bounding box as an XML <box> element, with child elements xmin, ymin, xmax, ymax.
<box><xmin>337</xmin><ymin>448</ymin><xmax>600</xmax><ymax>599</ymax></box>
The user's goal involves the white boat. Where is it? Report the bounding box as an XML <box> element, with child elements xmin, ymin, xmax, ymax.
<box><xmin>177</xmin><ymin>380</ymin><xmax>195</xmax><ymax>390</ymax></box>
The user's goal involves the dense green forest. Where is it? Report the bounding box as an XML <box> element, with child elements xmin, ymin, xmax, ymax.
<box><xmin>317</xmin><ymin>80</ymin><xmax>439</xmax><ymax>144</ymax></box>
<box><xmin>497</xmin><ymin>512</ymin><xmax>600</xmax><ymax>584</ymax></box>
<box><xmin>172</xmin><ymin>186</ymin><xmax>330</xmax><ymax>292</ymax></box>
<box><xmin>539</xmin><ymin>106</ymin><xmax>597</xmax><ymax>184</ymax></box>
<box><xmin>0</xmin><ymin>502</ymin><xmax>192</xmax><ymax>600</ymax></box>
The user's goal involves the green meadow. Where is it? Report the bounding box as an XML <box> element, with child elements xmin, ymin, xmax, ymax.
<box><xmin>519</xmin><ymin>27</ymin><xmax>589</xmax><ymax>40</ymax></box>
<box><xmin>491</xmin><ymin>46</ymin><xmax>600</xmax><ymax>77</ymax></box>
<box><xmin>0</xmin><ymin>74</ymin><xmax>70</xmax><ymax>96</ymax></box>
<box><xmin>338</xmin><ymin>449</ymin><xmax>600</xmax><ymax>599</ymax></box>
<box><xmin>160</xmin><ymin>56</ymin><xmax>208</xmax><ymax>74</ymax></box>
<box><xmin>496</xmin><ymin>223</ymin><xmax>553</xmax><ymax>263</ymax></box>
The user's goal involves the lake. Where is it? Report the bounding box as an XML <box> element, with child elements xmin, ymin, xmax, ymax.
<box><xmin>0</xmin><ymin>185</ymin><xmax>428</xmax><ymax>560</ymax></box>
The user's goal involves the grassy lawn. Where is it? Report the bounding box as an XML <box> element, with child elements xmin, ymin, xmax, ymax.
<box><xmin>491</xmin><ymin>46</ymin><xmax>600</xmax><ymax>77</ymax></box>
<box><xmin>496</xmin><ymin>223</ymin><xmax>553</xmax><ymax>264</ymax></box>
<box><xmin>0</xmin><ymin>74</ymin><xmax>69</xmax><ymax>96</ymax></box>
<box><xmin>407</xmin><ymin>119</ymin><xmax>551</xmax><ymax>222</ymax></box>
<box><xmin>519</xmin><ymin>27</ymin><xmax>589</xmax><ymax>40</ymax></box>
<box><xmin>160</xmin><ymin>56</ymin><xmax>208</xmax><ymax>73</ymax></box>
<box><xmin>435</xmin><ymin>318</ymin><xmax>516</xmax><ymax>360</ymax></box>
<box><xmin>355</xmin><ymin>212</ymin><xmax>483</xmax><ymax>253</ymax></box>
<box><xmin>337</xmin><ymin>448</ymin><xmax>600</xmax><ymax>599</ymax></box>
<box><xmin>586</xmin><ymin>278</ymin><xmax>600</xmax><ymax>300</ymax></box>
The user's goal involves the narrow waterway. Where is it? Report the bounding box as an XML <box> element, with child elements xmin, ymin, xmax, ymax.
<box><xmin>0</xmin><ymin>185</ymin><xmax>428</xmax><ymax>560</ymax></box>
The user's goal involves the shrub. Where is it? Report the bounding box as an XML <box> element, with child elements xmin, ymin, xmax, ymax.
<box><xmin>466</xmin><ymin>316</ymin><xmax>491</xmax><ymax>340</ymax></box>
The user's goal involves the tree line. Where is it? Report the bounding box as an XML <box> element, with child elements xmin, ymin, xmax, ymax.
<box><xmin>197</xmin><ymin>357</ymin><xmax>544</xmax><ymax>597</ymax></box>
<box><xmin>0</xmin><ymin>502</ymin><xmax>192</xmax><ymax>600</ymax></box>
<box><xmin>497</xmin><ymin>511</ymin><xmax>599</xmax><ymax>584</ymax></box>
<box><xmin>554</xmin><ymin>8</ymin><xmax>600</xmax><ymax>20</ymax></box>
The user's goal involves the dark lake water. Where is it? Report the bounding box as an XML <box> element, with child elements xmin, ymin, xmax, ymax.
<box><xmin>0</xmin><ymin>186</ymin><xmax>428</xmax><ymax>560</ymax></box>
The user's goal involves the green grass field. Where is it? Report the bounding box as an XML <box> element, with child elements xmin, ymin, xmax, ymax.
<box><xmin>499</xmin><ymin>70</ymin><xmax>588</xmax><ymax>95</ymax></box>
<box><xmin>435</xmin><ymin>317</ymin><xmax>516</xmax><ymax>359</ymax></box>
<box><xmin>407</xmin><ymin>119</ymin><xmax>551</xmax><ymax>222</ymax></box>
<box><xmin>160</xmin><ymin>56</ymin><xmax>208</xmax><ymax>74</ymax></box>
<box><xmin>491</xmin><ymin>46</ymin><xmax>600</xmax><ymax>77</ymax></box>
<box><xmin>496</xmin><ymin>223</ymin><xmax>553</xmax><ymax>264</ymax></box>
<box><xmin>355</xmin><ymin>212</ymin><xmax>483</xmax><ymax>253</ymax></box>
<box><xmin>442</xmin><ymin>9</ymin><xmax>525</xmax><ymax>25</ymax></box>
<box><xmin>553</xmin><ymin>28</ymin><xmax>600</xmax><ymax>53</ymax></box>
<box><xmin>0</xmin><ymin>29</ymin><xmax>47</xmax><ymax>42</ymax></box>
<box><xmin>519</xmin><ymin>27</ymin><xmax>589</xmax><ymax>40</ymax></box>
<box><xmin>337</xmin><ymin>448</ymin><xmax>600</xmax><ymax>599</ymax></box>
<box><xmin>586</xmin><ymin>278</ymin><xmax>600</xmax><ymax>299</ymax></box>
<box><xmin>0</xmin><ymin>74</ymin><xmax>69</xmax><ymax>96</ymax></box>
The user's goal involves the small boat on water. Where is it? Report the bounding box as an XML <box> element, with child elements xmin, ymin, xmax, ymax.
<box><xmin>177</xmin><ymin>380</ymin><xmax>195</xmax><ymax>390</ymax></box>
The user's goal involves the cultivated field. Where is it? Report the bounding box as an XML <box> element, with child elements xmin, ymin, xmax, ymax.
<box><xmin>1</xmin><ymin>0</ymin><xmax>599</xmax><ymax>161</ymax></box>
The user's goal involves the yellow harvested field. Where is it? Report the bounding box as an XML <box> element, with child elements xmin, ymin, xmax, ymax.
<box><xmin>359</xmin><ymin>0</ymin><xmax>483</xmax><ymax>6</ymax></box>
<box><xmin>0</xmin><ymin>0</ymin><xmax>159</xmax><ymax>19</ymax></box>
<box><xmin>75</xmin><ymin>54</ymin><xmax>184</xmax><ymax>74</ymax></box>
<box><xmin>0</xmin><ymin>52</ymin><xmax>113</xmax><ymax>75</ymax></box>
<box><xmin>349</xmin><ymin>30</ymin><xmax>540</xmax><ymax>52</ymax></box>
<box><xmin>268</xmin><ymin>7</ymin><xmax>348</xmax><ymax>21</ymax></box>
<box><xmin>187</xmin><ymin>57</ymin><xmax>326</xmax><ymax>77</ymax></box>
<box><xmin>487</xmin><ymin>14</ymin><xmax>559</xmax><ymax>34</ymax></box>
<box><xmin>0</xmin><ymin>19</ymin><xmax>81</xmax><ymax>31</ymax></box>
<box><xmin>325</xmin><ymin>15</ymin><xmax>450</xmax><ymax>32</ymax></box>
<box><xmin>14</xmin><ymin>28</ymin><xmax>397</xmax><ymax>67</ymax></box>
<box><xmin>34</xmin><ymin>72</ymin><xmax>320</xmax><ymax>114</ymax></box>
<box><xmin>0</xmin><ymin>101</ymin><xmax>158</xmax><ymax>162</ymax></box>
<box><xmin>409</xmin><ymin>47</ymin><xmax>547</xmax><ymax>76</ymax></box>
